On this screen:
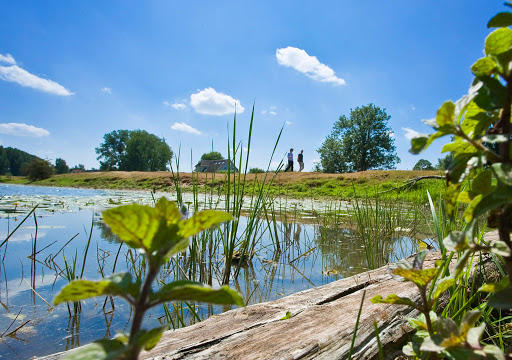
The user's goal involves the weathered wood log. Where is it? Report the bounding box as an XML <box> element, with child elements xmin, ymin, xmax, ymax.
<box><xmin>39</xmin><ymin>231</ymin><xmax>501</xmax><ymax>360</ymax></box>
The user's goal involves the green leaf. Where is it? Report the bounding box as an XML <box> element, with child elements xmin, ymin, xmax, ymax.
<box><xmin>103</xmin><ymin>204</ymin><xmax>161</xmax><ymax>251</ymax></box>
<box><xmin>413</xmin><ymin>250</ymin><xmax>429</xmax><ymax>270</ymax></box>
<box><xmin>471</xmin><ymin>57</ymin><xmax>498</xmax><ymax>77</ymax></box>
<box><xmin>179</xmin><ymin>210</ymin><xmax>233</xmax><ymax>238</ymax></box>
<box><xmin>135</xmin><ymin>327</ymin><xmax>165</xmax><ymax>351</ymax></box>
<box><xmin>153</xmin><ymin>281</ymin><xmax>244</xmax><ymax>307</ymax></box>
<box><xmin>445</xmin><ymin>183</ymin><xmax>463</xmax><ymax>220</ymax></box>
<box><xmin>490</xmin><ymin>241</ymin><xmax>511</xmax><ymax>257</ymax></box>
<box><xmin>62</xmin><ymin>339</ymin><xmax>126</xmax><ymax>360</ymax></box>
<box><xmin>459</xmin><ymin>310</ymin><xmax>481</xmax><ymax>338</ymax></box>
<box><xmin>473</xmin><ymin>187</ymin><xmax>512</xmax><ymax>218</ymax></box>
<box><xmin>466</xmin><ymin>323</ymin><xmax>485</xmax><ymax>348</ymax></box>
<box><xmin>280</xmin><ymin>311</ymin><xmax>291</xmax><ymax>320</ymax></box>
<box><xmin>488</xmin><ymin>12</ymin><xmax>512</xmax><ymax>28</ymax></box>
<box><xmin>479</xmin><ymin>277</ymin><xmax>510</xmax><ymax>293</ymax></box>
<box><xmin>432</xmin><ymin>277</ymin><xmax>455</xmax><ymax>301</ymax></box>
<box><xmin>370</xmin><ymin>294</ymin><xmax>417</xmax><ymax>308</ymax></box>
<box><xmin>482</xmin><ymin>344</ymin><xmax>506</xmax><ymax>360</ymax></box>
<box><xmin>485</xmin><ymin>27</ymin><xmax>512</xmax><ymax>55</ymax></box>
<box><xmin>54</xmin><ymin>273</ymin><xmax>138</xmax><ymax>305</ymax></box>
<box><xmin>437</xmin><ymin>317</ymin><xmax>460</xmax><ymax>340</ymax></box>
<box><xmin>420</xmin><ymin>334</ymin><xmax>446</xmax><ymax>352</ymax></box>
<box><xmin>154</xmin><ymin>197</ymin><xmax>182</xmax><ymax>224</ymax></box>
<box><xmin>392</xmin><ymin>268</ymin><xmax>439</xmax><ymax>288</ymax></box>
<box><xmin>473</xmin><ymin>76</ymin><xmax>508</xmax><ymax>111</ymax></box>
<box><xmin>488</xmin><ymin>287</ymin><xmax>512</xmax><ymax>309</ymax></box>
<box><xmin>454</xmin><ymin>250</ymin><xmax>472</xmax><ymax>280</ymax></box>
<box><xmin>443</xmin><ymin>231</ymin><xmax>467</xmax><ymax>252</ymax></box>
<box><xmin>409</xmin><ymin>135</ymin><xmax>429</xmax><ymax>154</ymax></box>
<box><xmin>472</xmin><ymin>170</ymin><xmax>493</xmax><ymax>195</ymax></box>
<box><xmin>462</xmin><ymin>194</ymin><xmax>482</xmax><ymax>222</ymax></box>
<box><xmin>491</xmin><ymin>163</ymin><xmax>512</xmax><ymax>186</ymax></box>
<box><xmin>436</xmin><ymin>101</ymin><xmax>456</xmax><ymax>127</ymax></box>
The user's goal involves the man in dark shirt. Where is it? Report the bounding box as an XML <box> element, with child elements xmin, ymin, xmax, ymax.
<box><xmin>298</xmin><ymin>150</ymin><xmax>304</xmax><ymax>172</ymax></box>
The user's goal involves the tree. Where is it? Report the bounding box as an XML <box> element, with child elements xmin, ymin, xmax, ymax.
<box><xmin>413</xmin><ymin>159</ymin><xmax>434</xmax><ymax>170</ymax></box>
<box><xmin>96</xmin><ymin>130</ymin><xmax>130</xmax><ymax>171</ymax></box>
<box><xmin>199</xmin><ymin>151</ymin><xmax>224</xmax><ymax>161</ymax></box>
<box><xmin>23</xmin><ymin>158</ymin><xmax>54</xmax><ymax>181</ymax></box>
<box><xmin>436</xmin><ymin>153</ymin><xmax>453</xmax><ymax>170</ymax></box>
<box><xmin>96</xmin><ymin>130</ymin><xmax>173</xmax><ymax>171</ymax></box>
<box><xmin>317</xmin><ymin>104</ymin><xmax>400</xmax><ymax>173</ymax></box>
<box><xmin>55</xmin><ymin>158</ymin><xmax>69</xmax><ymax>174</ymax></box>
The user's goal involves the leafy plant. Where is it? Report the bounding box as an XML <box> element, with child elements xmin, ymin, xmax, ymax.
<box><xmin>373</xmin><ymin>4</ymin><xmax>512</xmax><ymax>358</ymax></box>
<box><xmin>53</xmin><ymin>197</ymin><xmax>243</xmax><ymax>360</ymax></box>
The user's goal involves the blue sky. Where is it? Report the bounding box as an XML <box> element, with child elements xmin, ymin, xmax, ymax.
<box><xmin>0</xmin><ymin>1</ymin><xmax>505</xmax><ymax>172</ymax></box>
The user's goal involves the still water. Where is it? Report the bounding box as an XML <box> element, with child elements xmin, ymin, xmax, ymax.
<box><xmin>0</xmin><ymin>184</ymin><xmax>422</xmax><ymax>359</ymax></box>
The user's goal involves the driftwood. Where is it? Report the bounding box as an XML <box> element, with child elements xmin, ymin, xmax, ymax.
<box><xmin>39</xmin><ymin>231</ymin><xmax>500</xmax><ymax>360</ymax></box>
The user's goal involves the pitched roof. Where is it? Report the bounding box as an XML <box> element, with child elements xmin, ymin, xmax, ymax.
<box><xmin>195</xmin><ymin>159</ymin><xmax>238</xmax><ymax>173</ymax></box>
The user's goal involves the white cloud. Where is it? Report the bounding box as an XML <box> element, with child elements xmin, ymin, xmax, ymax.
<box><xmin>0</xmin><ymin>53</ymin><xmax>16</xmax><ymax>65</ymax></box>
<box><xmin>190</xmin><ymin>87</ymin><xmax>244</xmax><ymax>115</ymax></box>
<box><xmin>101</xmin><ymin>87</ymin><xmax>112</xmax><ymax>94</ymax></box>
<box><xmin>0</xmin><ymin>123</ymin><xmax>50</xmax><ymax>137</ymax></box>
<box><xmin>411</xmin><ymin>105</ymin><xmax>416</xmax><ymax>111</ymax></box>
<box><xmin>276</xmin><ymin>47</ymin><xmax>346</xmax><ymax>86</ymax></box>
<box><xmin>165</xmin><ymin>101</ymin><xmax>187</xmax><ymax>111</ymax></box>
<box><xmin>269</xmin><ymin>111</ymin><xmax>277</xmax><ymax>116</ymax></box>
<box><xmin>171</xmin><ymin>122</ymin><xmax>202</xmax><ymax>135</ymax></box>
<box><xmin>285</xmin><ymin>121</ymin><xmax>292</xmax><ymax>126</ymax></box>
<box><xmin>0</xmin><ymin>65</ymin><xmax>73</xmax><ymax>96</ymax></box>
<box><xmin>402</xmin><ymin>127</ymin><xmax>426</xmax><ymax>140</ymax></box>
<box><xmin>261</xmin><ymin>110</ymin><xmax>267</xmax><ymax>115</ymax></box>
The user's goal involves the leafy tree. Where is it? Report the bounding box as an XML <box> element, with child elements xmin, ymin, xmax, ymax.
<box><xmin>317</xmin><ymin>104</ymin><xmax>400</xmax><ymax>173</ymax></box>
<box><xmin>249</xmin><ymin>167</ymin><xmax>265</xmax><ymax>173</ymax></box>
<box><xmin>198</xmin><ymin>151</ymin><xmax>224</xmax><ymax>163</ymax></box>
<box><xmin>96</xmin><ymin>130</ymin><xmax>130</xmax><ymax>171</ymax></box>
<box><xmin>436</xmin><ymin>153</ymin><xmax>454</xmax><ymax>170</ymax></box>
<box><xmin>96</xmin><ymin>130</ymin><xmax>172</xmax><ymax>171</ymax></box>
<box><xmin>413</xmin><ymin>159</ymin><xmax>434</xmax><ymax>170</ymax></box>
<box><xmin>55</xmin><ymin>158</ymin><xmax>69</xmax><ymax>174</ymax></box>
<box><xmin>0</xmin><ymin>147</ymin><xmax>9</xmax><ymax>175</ymax></box>
<box><xmin>3</xmin><ymin>147</ymin><xmax>39</xmax><ymax>175</ymax></box>
<box><xmin>23</xmin><ymin>158</ymin><xmax>54</xmax><ymax>181</ymax></box>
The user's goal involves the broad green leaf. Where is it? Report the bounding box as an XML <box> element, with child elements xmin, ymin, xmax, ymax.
<box><xmin>54</xmin><ymin>273</ymin><xmax>138</xmax><ymax>305</ymax></box>
<box><xmin>62</xmin><ymin>339</ymin><xmax>126</xmax><ymax>360</ymax></box>
<box><xmin>370</xmin><ymin>294</ymin><xmax>417</xmax><ymax>308</ymax></box>
<box><xmin>407</xmin><ymin>317</ymin><xmax>428</xmax><ymax>331</ymax></box>
<box><xmin>158</xmin><ymin>237</ymin><xmax>190</xmax><ymax>261</ymax></box>
<box><xmin>420</xmin><ymin>335</ymin><xmax>446</xmax><ymax>352</ymax></box>
<box><xmin>443</xmin><ymin>231</ymin><xmax>467</xmax><ymax>252</ymax></box>
<box><xmin>462</xmin><ymin>194</ymin><xmax>482</xmax><ymax>222</ymax></box>
<box><xmin>409</xmin><ymin>135</ymin><xmax>429</xmax><ymax>154</ymax></box>
<box><xmin>457</xmin><ymin>191</ymin><xmax>472</xmax><ymax>204</ymax></box>
<box><xmin>485</xmin><ymin>27</ymin><xmax>512</xmax><ymax>55</ymax></box>
<box><xmin>179</xmin><ymin>210</ymin><xmax>233</xmax><ymax>238</ymax></box>
<box><xmin>437</xmin><ymin>317</ymin><xmax>460</xmax><ymax>340</ymax></box>
<box><xmin>466</xmin><ymin>323</ymin><xmax>485</xmax><ymax>348</ymax></box>
<box><xmin>413</xmin><ymin>250</ymin><xmax>429</xmax><ymax>270</ymax></box>
<box><xmin>491</xmin><ymin>163</ymin><xmax>512</xmax><ymax>186</ymax></box>
<box><xmin>446</xmin><ymin>153</ymin><xmax>477</xmax><ymax>185</ymax></box>
<box><xmin>392</xmin><ymin>268</ymin><xmax>439</xmax><ymax>288</ymax></box>
<box><xmin>103</xmin><ymin>204</ymin><xmax>160</xmax><ymax>251</ymax></box>
<box><xmin>479</xmin><ymin>277</ymin><xmax>510</xmax><ymax>293</ymax></box>
<box><xmin>432</xmin><ymin>277</ymin><xmax>455</xmax><ymax>301</ymax></box>
<box><xmin>155</xmin><ymin>197</ymin><xmax>182</xmax><ymax>224</ymax></box>
<box><xmin>488</xmin><ymin>287</ymin><xmax>512</xmax><ymax>309</ymax></box>
<box><xmin>442</xmin><ymin>141</ymin><xmax>473</xmax><ymax>155</ymax></box>
<box><xmin>473</xmin><ymin>187</ymin><xmax>512</xmax><ymax>218</ymax></box>
<box><xmin>488</xmin><ymin>12</ymin><xmax>512</xmax><ymax>27</ymax></box>
<box><xmin>473</xmin><ymin>76</ymin><xmax>508</xmax><ymax>110</ymax></box>
<box><xmin>436</xmin><ymin>101</ymin><xmax>456</xmax><ymax>127</ymax></box>
<box><xmin>490</xmin><ymin>241</ymin><xmax>511</xmax><ymax>257</ymax></box>
<box><xmin>153</xmin><ymin>281</ymin><xmax>244</xmax><ymax>307</ymax></box>
<box><xmin>483</xmin><ymin>344</ymin><xmax>506</xmax><ymax>360</ymax></box>
<box><xmin>471</xmin><ymin>57</ymin><xmax>498</xmax><ymax>77</ymax></box>
<box><xmin>445</xmin><ymin>183</ymin><xmax>463</xmax><ymax>220</ymax></box>
<box><xmin>472</xmin><ymin>170</ymin><xmax>493</xmax><ymax>195</ymax></box>
<box><xmin>135</xmin><ymin>327</ymin><xmax>166</xmax><ymax>351</ymax></box>
<box><xmin>460</xmin><ymin>310</ymin><xmax>481</xmax><ymax>337</ymax></box>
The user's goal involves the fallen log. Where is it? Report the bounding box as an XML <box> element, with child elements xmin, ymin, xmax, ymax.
<box><xmin>39</xmin><ymin>231</ymin><xmax>500</xmax><ymax>360</ymax></box>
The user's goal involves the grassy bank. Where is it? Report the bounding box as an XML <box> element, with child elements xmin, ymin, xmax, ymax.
<box><xmin>0</xmin><ymin>169</ymin><xmax>446</xmax><ymax>201</ymax></box>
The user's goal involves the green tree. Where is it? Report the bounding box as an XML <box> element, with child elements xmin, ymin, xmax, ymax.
<box><xmin>120</xmin><ymin>130</ymin><xmax>173</xmax><ymax>171</ymax></box>
<box><xmin>436</xmin><ymin>153</ymin><xmax>454</xmax><ymax>170</ymax></box>
<box><xmin>0</xmin><ymin>147</ymin><xmax>9</xmax><ymax>175</ymax></box>
<box><xmin>95</xmin><ymin>130</ymin><xmax>130</xmax><ymax>171</ymax></box>
<box><xmin>317</xmin><ymin>104</ymin><xmax>400</xmax><ymax>173</ymax></box>
<box><xmin>412</xmin><ymin>159</ymin><xmax>434</xmax><ymax>170</ymax></box>
<box><xmin>200</xmin><ymin>151</ymin><xmax>224</xmax><ymax>161</ymax></box>
<box><xmin>23</xmin><ymin>158</ymin><xmax>54</xmax><ymax>181</ymax></box>
<box><xmin>55</xmin><ymin>158</ymin><xmax>69</xmax><ymax>174</ymax></box>
<box><xmin>96</xmin><ymin>130</ymin><xmax>172</xmax><ymax>171</ymax></box>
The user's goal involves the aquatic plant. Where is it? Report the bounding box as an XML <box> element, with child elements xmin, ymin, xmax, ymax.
<box><xmin>53</xmin><ymin>197</ymin><xmax>243</xmax><ymax>360</ymax></box>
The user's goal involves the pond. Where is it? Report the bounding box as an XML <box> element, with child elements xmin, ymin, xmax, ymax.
<box><xmin>0</xmin><ymin>184</ymin><xmax>429</xmax><ymax>359</ymax></box>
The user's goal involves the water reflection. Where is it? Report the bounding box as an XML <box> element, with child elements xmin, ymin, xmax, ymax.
<box><xmin>0</xmin><ymin>185</ymin><xmax>427</xmax><ymax>359</ymax></box>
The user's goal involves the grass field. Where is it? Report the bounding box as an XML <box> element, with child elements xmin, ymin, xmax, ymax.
<box><xmin>0</xmin><ymin>169</ymin><xmax>446</xmax><ymax>202</ymax></box>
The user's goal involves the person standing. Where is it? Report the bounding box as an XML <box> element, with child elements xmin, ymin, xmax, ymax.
<box><xmin>284</xmin><ymin>148</ymin><xmax>294</xmax><ymax>171</ymax></box>
<box><xmin>297</xmin><ymin>150</ymin><xmax>304</xmax><ymax>172</ymax></box>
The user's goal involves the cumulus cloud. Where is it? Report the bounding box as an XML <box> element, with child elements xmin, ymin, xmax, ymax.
<box><xmin>269</xmin><ymin>111</ymin><xmax>277</xmax><ymax>116</ymax></box>
<box><xmin>190</xmin><ymin>87</ymin><xmax>244</xmax><ymax>115</ymax></box>
<box><xmin>0</xmin><ymin>123</ymin><xmax>50</xmax><ymax>137</ymax></box>
<box><xmin>101</xmin><ymin>87</ymin><xmax>112</xmax><ymax>94</ymax></box>
<box><xmin>276</xmin><ymin>47</ymin><xmax>346</xmax><ymax>85</ymax></box>
<box><xmin>171</xmin><ymin>122</ymin><xmax>202</xmax><ymax>135</ymax></box>
<box><xmin>0</xmin><ymin>64</ymin><xmax>73</xmax><ymax>96</ymax></box>
<box><xmin>0</xmin><ymin>53</ymin><xmax>16</xmax><ymax>65</ymax></box>
<box><xmin>285</xmin><ymin>121</ymin><xmax>292</xmax><ymax>126</ymax></box>
<box><xmin>402</xmin><ymin>127</ymin><xmax>425</xmax><ymax>140</ymax></box>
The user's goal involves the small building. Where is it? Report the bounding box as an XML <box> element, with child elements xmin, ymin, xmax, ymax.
<box><xmin>195</xmin><ymin>159</ymin><xmax>238</xmax><ymax>173</ymax></box>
